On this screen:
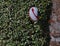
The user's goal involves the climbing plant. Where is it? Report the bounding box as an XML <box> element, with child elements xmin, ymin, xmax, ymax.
<box><xmin>0</xmin><ymin>0</ymin><xmax>52</xmax><ymax>46</ymax></box>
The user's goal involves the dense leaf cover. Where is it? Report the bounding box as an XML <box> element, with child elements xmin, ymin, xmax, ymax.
<box><xmin>0</xmin><ymin>0</ymin><xmax>52</xmax><ymax>46</ymax></box>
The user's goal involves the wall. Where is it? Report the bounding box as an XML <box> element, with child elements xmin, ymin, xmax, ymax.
<box><xmin>49</xmin><ymin>0</ymin><xmax>60</xmax><ymax>46</ymax></box>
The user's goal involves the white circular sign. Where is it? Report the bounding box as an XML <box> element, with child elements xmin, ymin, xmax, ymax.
<box><xmin>29</xmin><ymin>7</ymin><xmax>39</xmax><ymax>21</ymax></box>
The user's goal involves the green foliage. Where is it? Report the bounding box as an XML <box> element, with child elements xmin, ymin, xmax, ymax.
<box><xmin>0</xmin><ymin>0</ymin><xmax>52</xmax><ymax>46</ymax></box>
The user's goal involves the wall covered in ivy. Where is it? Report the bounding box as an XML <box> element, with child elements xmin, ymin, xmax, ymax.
<box><xmin>0</xmin><ymin>0</ymin><xmax>52</xmax><ymax>46</ymax></box>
